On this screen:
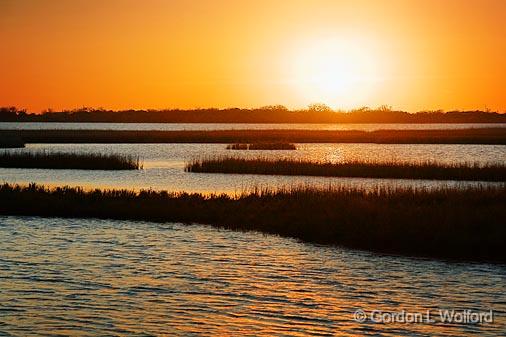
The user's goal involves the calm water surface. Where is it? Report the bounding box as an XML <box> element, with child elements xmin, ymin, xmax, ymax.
<box><xmin>1</xmin><ymin>122</ymin><xmax>505</xmax><ymax>131</ymax></box>
<box><xmin>0</xmin><ymin>216</ymin><xmax>504</xmax><ymax>336</ymax></box>
<box><xmin>1</xmin><ymin>143</ymin><xmax>505</xmax><ymax>193</ymax></box>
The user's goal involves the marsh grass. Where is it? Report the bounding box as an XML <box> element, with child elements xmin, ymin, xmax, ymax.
<box><xmin>0</xmin><ymin>151</ymin><xmax>142</xmax><ymax>170</ymax></box>
<box><xmin>226</xmin><ymin>143</ymin><xmax>296</xmax><ymax>150</ymax></box>
<box><xmin>0</xmin><ymin>183</ymin><xmax>505</xmax><ymax>262</ymax></box>
<box><xmin>3</xmin><ymin>128</ymin><xmax>506</xmax><ymax>144</ymax></box>
<box><xmin>186</xmin><ymin>157</ymin><xmax>506</xmax><ymax>182</ymax></box>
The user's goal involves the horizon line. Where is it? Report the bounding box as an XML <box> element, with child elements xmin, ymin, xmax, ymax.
<box><xmin>3</xmin><ymin>105</ymin><xmax>506</xmax><ymax>114</ymax></box>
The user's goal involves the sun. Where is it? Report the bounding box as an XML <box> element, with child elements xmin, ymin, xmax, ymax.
<box><xmin>289</xmin><ymin>37</ymin><xmax>383</xmax><ymax>108</ymax></box>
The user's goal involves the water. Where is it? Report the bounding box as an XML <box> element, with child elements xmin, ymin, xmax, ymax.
<box><xmin>0</xmin><ymin>216</ymin><xmax>504</xmax><ymax>336</ymax></box>
<box><xmin>1</xmin><ymin>125</ymin><xmax>505</xmax><ymax>335</ymax></box>
<box><xmin>1</xmin><ymin>143</ymin><xmax>505</xmax><ymax>193</ymax></box>
<box><xmin>1</xmin><ymin>122</ymin><xmax>505</xmax><ymax>131</ymax></box>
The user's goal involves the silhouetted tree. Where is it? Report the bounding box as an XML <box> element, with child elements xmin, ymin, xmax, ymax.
<box><xmin>307</xmin><ymin>103</ymin><xmax>332</xmax><ymax>112</ymax></box>
<box><xmin>377</xmin><ymin>105</ymin><xmax>393</xmax><ymax>112</ymax></box>
<box><xmin>259</xmin><ymin>105</ymin><xmax>288</xmax><ymax>111</ymax></box>
<box><xmin>0</xmin><ymin>107</ymin><xmax>24</xmax><ymax>121</ymax></box>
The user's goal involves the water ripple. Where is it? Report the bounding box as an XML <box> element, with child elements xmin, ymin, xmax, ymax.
<box><xmin>0</xmin><ymin>216</ymin><xmax>505</xmax><ymax>336</ymax></box>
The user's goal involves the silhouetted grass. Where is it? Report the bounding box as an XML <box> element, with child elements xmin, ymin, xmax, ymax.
<box><xmin>0</xmin><ymin>183</ymin><xmax>505</xmax><ymax>262</ymax></box>
<box><xmin>226</xmin><ymin>143</ymin><xmax>296</xmax><ymax>150</ymax></box>
<box><xmin>0</xmin><ymin>152</ymin><xmax>141</xmax><ymax>170</ymax></box>
<box><xmin>186</xmin><ymin>157</ymin><xmax>506</xmax><ymax>182</ymax></box>
<box><xmin>2</xmin><ymin>128</ymin><xmax>506</xmax><ymax>144</ymax></box>
<box><xmin>0</xmin><ymin>137</ymin><xmax>24</xmax><ymax>148</ymax></box>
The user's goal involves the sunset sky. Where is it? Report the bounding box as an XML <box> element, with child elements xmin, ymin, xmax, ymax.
<box><xmin>1</xmin><ymin>0</ymin><xmax>505</xmax><ymax>112</ymax></box>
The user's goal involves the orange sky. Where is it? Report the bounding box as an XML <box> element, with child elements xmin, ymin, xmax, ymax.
<box><xmin>1</xmin><ymin>0</ymin><xmax>505</xmax><ymax>112</ymax></box>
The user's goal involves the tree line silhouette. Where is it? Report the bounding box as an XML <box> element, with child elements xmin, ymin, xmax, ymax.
<box><xmin>1</xmin><ymin>105</ymin><xmax>505</xmax><ymax>123</ymax></box>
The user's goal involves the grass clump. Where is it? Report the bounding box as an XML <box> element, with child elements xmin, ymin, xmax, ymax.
<box><xmin>0</xmin><ymin>151</ymin><xmax>142</xmax><ymax>170</ymax></box>
<box><xmin>186</xmin><ymin>157</ymin><xmax>506</xmax><ymax>182</ymax></box>
<box><xmin>0</xmin><ymin>137</ymin><xmax>25</xmax><ymax>148</ymax></box>
<box><xmin>226</xmin><ymin>142</ymin><xmax>297</xmax><ymax>150</ymax></box>
<box><xmin>226</xmin><ymin>143</ymin><xmax>249</xmax><ymax>150</ymax></box>
<box><xmin>0</xmin><ymin>183</ymin><xmax>505</xmax><ymax>262</ymax></box>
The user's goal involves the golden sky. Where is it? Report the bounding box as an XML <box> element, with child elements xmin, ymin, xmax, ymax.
<box><xmin>1</xmin><ymin>0</ymin><xmax>505</xmax><ymax>112</ymax></box>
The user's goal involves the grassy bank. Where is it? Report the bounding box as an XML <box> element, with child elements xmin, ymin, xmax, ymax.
<box><xmin>186</xmin><ymin>157</ymin><xmax>506</xmax><ymax>182</ymax></box>
<box><xmin>226</xmin><ymin>143</ymin><xmax>297</xmax><ymax>150</ymax></box>
<box><xmin>2</xmin><ymin>128</ymin><xmax>506</xmax><ymax>144</ymax></box>
<box><xmin>0</xmin><ymin>152</ymin><xmax>141</xmax><ymax>170</ymax></box>
<box><xmin>0</xmin><ymin>183</ymin><xmax>505</xmax><ymax>262</ymax></box>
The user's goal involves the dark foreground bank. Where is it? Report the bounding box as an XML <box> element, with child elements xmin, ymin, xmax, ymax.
<box><xmin>187</xmin><ymin>157</ymin><xmax>506</xmax><ymax>181</ymax></box>
<box><xmin>0</xmin><ymin>152</ymin><xmax>141</xmax><ymax>170</ymax></box>
<box><xmin>1</xmin><ymin>183</ymin><xmax>504</xmax><ymax>262</ymax></box>
<box><xmin>2</xmin><ymin>128</ymin><xmax>506</xmax><ymax>144</ymax></box>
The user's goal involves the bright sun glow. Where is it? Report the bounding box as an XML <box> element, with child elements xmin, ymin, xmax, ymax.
<box><xmin>289</xmin><ymin>37</ymin><xmax>383</xmax><ymax>108</ymax></box>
